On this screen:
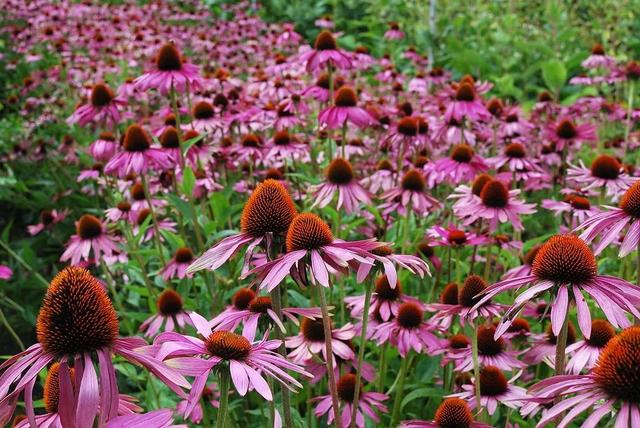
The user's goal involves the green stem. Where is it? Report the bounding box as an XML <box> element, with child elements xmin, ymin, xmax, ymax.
<box><xmin>554</xmin><ymin>309</ymin><xmax>570</xmax><ymax>376</ymax></box>
<box><xmin>123</xmin><ymin>223</ymin><xmax>157</xmax><ymax>299</ymax></box>
<box><xmin>471</xmin><ymin>320</ymin><xmax>482</xmax><ymax>412</ymax></box>
<box><xmin>625</xmin><ymin>80</ymin><xmax>635</xmax><ymax>157</ymax></box>
<box><xmin>0</xmin><ymin>240</ymin><xmax>49</xmax><ymax>287</ymax></box>
<box><xmin>140</xmin><ymin>174</ymin><xmax>166</xmax><ymax>265</ymax></box>
<box><xmin>390</xmin><ymin>353</ymin><xmax>411</xmax><ymax>427</ymax></box>
<box><xmin>0</xmin><ymin>306</ymin><xmax>24</xmax><ymax>351</ymax></box>
<box><xmin>216</xmin><ymin>368</ymin><xmax>231</xmax><ymax>428</ymax></box>
<box><xmin>317</xmin><ymin>284</ymin><xmax>343</xmax><ymax>428</ymax></box>
<box><xmin>101</xmin><ymin>260</ymin><xmax>133</xmax><ymax>334</ymax></box>
<box><xmin>377</xmin><ymin>342</ymin><xmax>388</xmax><ymax>391</ymax></box>
<box><xmin>350</xmin><ymin>279</ymin><xmax>373</xmax><ymax>428</ymax></box>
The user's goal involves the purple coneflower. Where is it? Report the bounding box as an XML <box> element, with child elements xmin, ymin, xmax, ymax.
<box><xmin>265</xmin><ymin>129</ymin><xmax>308</xmax><ymax>163</ymax></box>
<box><xmin>345</xmin><ymin>275</ymin><xmax>425</xmax><ymax>322</ymax></box>
<box><xmin>298</xmin><ymin>30</ymin><xmax>352</xmax><ymax>72</ymax></box>
<box><xmin>502</xmin><ymin>244</ymin><xmax>541</xmax><ymax>280</ymax></box>
<box><xmin>372</xmin><ymin>302</ymin><xmax>440</xmax><ymax>357</ymax></box>
<box><xmin>140</xmin><ymin>289</ymin><xmax>194</xmax><ymax>338</ymax></box>
<box><xmin>523</xmin><ymin>323</ymin><xmax>576</xmax><ymax>366</ymax></box>
<box><xmin>487</xmin><ymin>142</ymin><xmax>540</xmax><ymax>173</ymax></box>
<box><xmin>0</xmin><ymin>268</ymin><xmax>189</xmax><ymax>427</ymax></box>
<box><xmin>187</xmin><ymin>179</ymin><xmax>297</xmax><ymax>273</ymax></box>
<box><xmin>67</xmin><ymin>83</ymin><xmax>126</xmax><ymax>127</ymax></box>
<box><xmin>176</xmin><ymin>383</ymin><xmax>219</xmax><ymax>423</ymax></box>
<box><xmin>445</xmin><ymin>82</ymin><xmax>489</xmax><ymax>122</ymax></box>
<box><xmin>428</xmin><ymin>224</ymin><xmax>490</xmax><ymax>249</ymax></box>
<box><xmin>449</xmin><ymin>366</ymin><xmax>527</xmax><ymax>415</ymax></box>
<box><xmin>28</xmin><ymin>209</ymin><xmax>67</xmax><ymax>236</ymax></box>
<box><xmin>380</xmin><ymin>169</ymin><xmax>440</xmax><ymax>216</ymax></box>
<box><xmin>566</xmin><ymin>319</ymin><xmax>616</xmax><ymax>374</ymax></box>
<box><xmin>384</xmin><ymin>21</ymin><xmax>404</xmax><ymax>40</ymax></box>
<box><xmin>244</xmin><ymin>212</ymin><xmax>384</xmax><ymax>290</ymax></box>
<box><xmin>105</xmin><ymin>408</ymin><xmax>186</xmax><ymax>428</ymax></box>
<box><xmin>545</xmin><ymin>117</ymin><xmax>597</xmax><ymax>151</ymax></box>
<box><xmin>314</xmin><ymin>374</ymin><xmax>388</xmax><ymax>428</ymax></box>
<box><xmin>581</xmin><ymin>43</ymin><xmax>617</xmax><ymax>69</ymax></box>
<box><xmin>89</xmin><ymin>131</ymin><xmax>118</xmax><ymax>162</ymax></box>
<box><xmin>450</xmin><ymin>325</ymin><xmax>525</xmax><ymax>372</ymax></box>
<box><xmin>567</xmin><ymin>154</ymin><xmax>635</xmax><ymax>200</ymax></box>
<box><xmin>310</xmin><ymin>157</ymin><xmax>372</xmax><ymax>214</ymax></box>
<box><xmin>318</xmin><ymin>86</ymin><xmax>375</xmax><ymax>129</ymax></box>
<box><xmin>162</xmin><ymin>247</ymin><xmax>194</xmax><ymax>280</ymax></box>
<box><xmin>429</xmin><ymin>144</ymin><xmax>489</xmax><ymax>185</ymax></box>
<box><xmin>104</xmin><ymin>124</ymin><xmax>172</xmax><ymax>178</ymax></box>
<box><xmin>474</xmin><ymin>234</ymin><xmax>640</xmax><ymax>340</ymax></box>
<box><xmin>134</xmin><ymin>43</ymin><xmax>202</xmax><ymax>95</ymax></box>
<box><xmin>541</xmin><ymin>194</ymin><xmax>600</xmax><ymax>229</ymax></box>
<box><xmin>400</xmin><ymin>397</ymin><xmax>491</xmax><ymax>428</ymax></box>
<box><xmin>576</xmin><ymin>180</ymin><xmax>640</xmax><ymax>256</ymax></box>
<box><xmin>60</xmin><ymin>214</ymin><xmax>119</xmax><ymax>265</ymax></box>
<box><xmin>286</xmin><ymin>318</ymin><xmax>356</xmax><ymax>364</ymax></box>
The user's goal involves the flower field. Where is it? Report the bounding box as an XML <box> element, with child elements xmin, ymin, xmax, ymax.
<box><xmin>2</xmin><ymin>1</ymin><xmax>640</xmax><ymax>427</ymax></box>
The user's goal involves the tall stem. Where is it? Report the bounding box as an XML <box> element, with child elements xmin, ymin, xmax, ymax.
<box><xmin>471</xmin><ymin>319</ymin><xmax>482</xmax><ymax>411</ymax></box>
<box><xmin>390</xmin><ymin>354</ymin><xmax>410</xmax><ymax>427</ymax></box>
<box><xmin>317</xmin><ymin>284</ymin><xmax>343</xmax><ymax>428</ymax></box>
<box><xmin>554</xmin><ymin>310</ymin><xmax>569</xmax><ymax>376</ymax></box>
<box><xmin>0</xmin><ymin>306</ymin><xmax>24</xmax><ymax>351</ymax></box>
<box><xmin>0</xmin><ymin>240</ymin><xmax>49</xmax><ymax>287</ymax></box>
<box><xmin>624</xmin><ymin>80</ymin><xmax>636</xmax><ymax>157</ymax></box>
<box><xmin>377</xmin><ymin>342</ymin><xmax>388</xmax><ymax>391</ymax></box>
<box><xmin>216</xmin><ymin>368</ymin><xmax>230</xmax><ymax>428</ymax></box>
<box><xmin>140</xmin><ymin>174</ymin><xmax>166</xmax><ymax>265</ymax></box>
<box><xmin>350</xmin><ymin>279</ymin><xmax>373</xmax><ymax>428</ymax></box>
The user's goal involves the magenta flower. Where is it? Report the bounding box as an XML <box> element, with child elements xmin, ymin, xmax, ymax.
<box><xmin>565</xmin><ymin>319</ymin><xmax>615</xmax><ymax>374</ymax></box>
<box><xmin>523</xmin><ymin>327</ymin><xmax>640</xmax><ymax>428</ymax></box>
<box><xmin>454</xmin><ymin>178</ymin><xmax>536</xmax><ymax>231</ymax></box>
<box><xmin>104</xmin><ymin>124</ymin><xmax>172</xmax><ymax>178</ymax></box>
<box><xmin>576</xmin><ymin>180</ymin><xmax>640</xmax><ymax>256</ymax></box>
<box><xmin>153</xmin><ymin>324</ymin><xmax>310</xmax><ymax>417</ymax></box>
<box><xmin>356</xmin><ymin>245</ymin><xmax>430</xmax><ymax>289</ymax></box>
<box><xmin>502</xmin><ymin>244</ymin><xmax>541</xmax><ymax>280</ymax></box>
<box><xmin>400</xmin><ymin>397</ymin><xmax>491</xmax><ymax>428</ymax></box>
<box><xmin>298</xmin><ymin>31</ymin><xmax>352</xmax><ymax>72</ymax></box>
<box><xmin>187</xmin><ymin>179</ymin><xmax>298</xmax><ymax>274</ymax></box>
<box><xmin>0</xmin><ymin>265</ymin><xmax>12</xmax><ymax>280</ymax></box>
<box><xmin>310</xmin><ymin>158</ymin><xmax>372</xmax><ymax>214</ymax></box>
<box><xmin>0</xmin><ymin>268</ymin><xmax>189</xmax><ymax>427</ymax></box>
<box><xmin>66</xmin><ymin>83</ymin><xmax>126</xmax><ymax>127</ymax></box>
<box><xmin>314</xmin><ymin>374</ymin><xmax>388</xmax><ymax>428</ymax></box>
<box><xmin>264</xmin><ymin>129</ymin><xmax>308</xmax><ymax>164</ymax></box>
<box><xmin>162</xmin><ymin>247</ymin><xmax>195</xmax><ymax>280</ymax></box>
<box><xmin>581</xmin><ymin>43</ymin><xmax>617</xmax><ymax>69</ymax></box>
<box><xmin>487</xmin><ymin>142</ymin><xmax>541</xmax><ymax>174</ymax></box>
<box><xmin>89</xmin><ymin>131</ymin><xmax>119</xmax><ymax>162</ymax></box>
<box><xmin>444</xmin><ymin>82</ymin><xmax>490</xmax><ymax>122</ymax></box>
<box><xmin>449</xmin><ymin>325</ymin><xmax>525</xmax><ymax>372</ymax></box>
<box><xmin>372</xmin><ymin>302</ymin><xmax>440</xmax><ymax>357</ymax></box>
<box><xmin>140</xmin><ymin>289</ymin><xmax>194</xmax><ymax>338</ymax></box>
<box><xmin>318</xmin><ymin>86</ymin><xmax>375</xmax><ymax>129</ymax></box>
<box><xmin>243</xmin><ymin>213</ymin><xmax>384</xmax><ymax>291</ymax></box>
<box><xmin>384</xmin><ymin>22</ymin><xmax>404</xmax><ymax>40</ymax></box>
<box><xmin>428</xmin><ymin>224</ymin><xmax>489</xmax><ymax>249</ymax></box>
<box><xmin>428</xmin><ymin>144</ymin><xmax>489</xmax><ymax>185</ymax></box>
<box><xmin>209</xmin><ymin>293</ymin><xmax>321</xmax><ymax>341</ymax></box>
<box><xmin>567</xmin><ymin>155</ymin><xmax>635</xmax><ymax>200</ymax></box>
<box><xmin>105</xmin><ymin>201</ymin><xmax>136</xmax><ymax>223</ymax></box>
<box><xmin>60</xmin><ymin>214</ymin><xmax>119</xmax><ymax>265</ymax></box>
<box><xmin>545</xmin><ymin>117</ymin><xmax>597</xmax><ymax>151</ymax></box>
<box><xmin>286</xmin><ymin>318</ymin><xmax>356</xmax><ymax>364</ymax></box>
<box><xmin>380</xmin><ymin>170</ymin><xmax>441</xmax><ymax>217</ymax></box>
<box><xmin>448</xmin><ymin>366</ymin><xmax>527</xmax><ymax>415</ymax></box>
<box><xmin>541</xmin><ymin>194</ymin><xmax>600</xmax><ymax>229</ymax></box>
<box><xmin>474</xmin><ymin>234</ymin><xmax>640</xmax><ymax>340</ymax></box>
<box><xmin>176</xmin><ymin>383</ymin><xmax>219</xmax><ymax>423</ymax></box>
<box><xmin>522</xmin><ymin>323</ymin><xmax>575</xmax><ymax>366</ymax></box>
<box><xmin>105</xmin><ymin>409</ymin><xmax>187</xmax><ymax>428</ymax></box>
<box><xmin>27</xmin><ymin>209</ymin><xmax>67</xmax><ymax>236</ymax></box>
<box><xmin>134</xmin><ymin>43</ymin><xmax>202</xmax><ymax>95</ymax></box>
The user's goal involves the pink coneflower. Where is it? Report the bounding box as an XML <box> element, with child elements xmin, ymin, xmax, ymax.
<box><xmin>576</xmin><ymin>180</ymin><xmax>640</xmax><ymax>256</ymax></box>
<box><xmin>545</xmin><ymin>117</ymin><xmax>597</xmax><ymax>151</ymax></box>
<box><xmin>232</xmin><ymin>133</ymin><xmax>264</xmax><ymax>165</ymax></box>
<box><xmin>313</xmin><ymin>374</ymin><xmax>388</xmax><ymax>428</ymax></box>
<box><xmin>426</xmin><ymin>276</ymin><xmax>505</xmax><ymax>328</ymax></box>
<box><xmin>429</xmin><ymin>144</ymin><xmax>489</xmax><ymax>185</ymax></box>
<box><xmin>89</xmin><ymin>131</ymin><xmax>118</xmax><ymax>162</ymax></box>
<box><xmin>445</xmin><ymin>82</ymin><xmax>489</xmax><ymax>122</ymax></box>
<box><xmin>567</xmin><ymin>155</ymin><xmax>635</xmax><ymax>200</ymax></box>
<box><xmin>154</xmin><ymin>326</ymin><xmax>310</xmax><ymax>417</ymax></box>
<box><xmin>454</xmin><ymin>179</ymin><xmax>536</xmax><ymax>231</ymax></box>
<box><xmin>345</xmin><ymin>275</ymin><xmax>425</xmax><ymax>322</ymax></box>
<box><xmin>158</xmin><ymin>126</ymin><xmax>182</xmax><ymax>167</ymax></box>
<box><xmin>372</xmin><ymin>302</ymin><xmax>440</xmax><ymax>357</ymax></box>
<box><xmin>310</xmin><ymin>158</ymin><xmax>372</xmax><ymax>213</ymax></box>
<box><xmin>487</xmin><ymin>143</ymin><xmax>541</xmax><ymax>174</ymax></box>
<box><xmin>582</xmin><ymin>43</ymin><xmax>617</xmax><ymax>69</ymax></box>
<box><xmin>191</xmin><ymin>101</ymin><xmax>224</xmax><ymax>133</ymax></box>
<box><xmin>176</xmin><ymin>384</ymin><xmax>219</xmax><ymax>423</ymax></box>
<box><xmin>0</xmin><ymin>264</ymin><xmax>12</xmax><ymax>280</ymax></box>
<box><xmin>499</xmin><ymin>106</ymin><xmax>534</xmax><ymax>138</ymax></box>
<box><xmin>428</xmin><ymin>224</ymin><xmax>490</xmax><ymax>249</ymax></box>
<box><xmin>27</xmin><ymin>209</ymin><xmax>67</xmax><ymax>236</ymax></box>
<box><xmin>474</xmin><ymin>234</ymin><xmax>640</xmax><ymax>340</ymax></box>
<box><xmin>356</xmin><ymin>245</ymin><xmax>431</xmax><ymax>288</ymax></box>
<box><xmin>384</xmin><ymin>21</ymin><xmax>404</xmax><ymax>40</ymax></box>
<box><xmin>315</xmin><ymin>16</ymin><xmax>335</xmax><ymax>29</ymax></box>
<box><xmin>104</xmin><ymin>124</ymin><xmax>172</xmax><ymax>178</ymax></box>
<box><xmin>318</xmin><ymin>86</ymin><xmax>375</xmax><ymax>129</ymax></box>
<box><xmin>140</xmin><ymin>289</ymin><xmax>194</xmax><ymax>338</ymax></box>
<box><xmin>361</xmin><ymin>159</ymin><xmax>396</xmax><ymax>193</ymax></box>
<box><xmin>0</xmin><ymin>268</ymin><xmax>189</xmax><ymax>426</ymax></box>
<box><xmin>66</xmin><ymin>83</ymin><xmax>126</xmax><ymax>127</ymax></box>
<box><xmin>187</xmin><ymin>179</ymin><xmax>298</xmax><ymax>273</ymax></box>
<box><xmin>449</xmin><ymin>366</ymin><xmax>527</xmax><ymax>415</ymax></box>
<box><xmin>105</xmin><ymin>408</ymin><xmax>186</xmax><ymax>428</ymax></box>
<box><xmin>380</xmin><ymin>169</ymin><xmax>440</xmax><ymax>216</ymax></box>
<box><xmin>302</xmin><ymin>72</ymin><xmax>344</xmax><ymax>103</ymax></box>
<box><xmin>450</xmin><ymin>325</ymin><xmax>525</xmax><ymax>371</ymax></box>
<box><xmin>60</xmin><ymin>214</ymin><xmax>119</xmax><ymax>265</ymax></box>
<box><xmin>400</xmin><ymin>397</ymin><xmax>492</xmax><ymax>428</ymax></box>
<box><xmin>286</xmin><ymin>318</ymin><xmax>356</xmax><ymax>364</ymax></box>
<box><xmin>299</xmin><ymin>31</ymin><xmax>352</xmax><ymax>72</ymax></box>
<box><xmin>265</xmin><ymin>129</ymin><xmax>308</xmax><ymax>163</ymax></box>
<box><xmin>502</xmin><ymin>244</ymin><xmax>541</xmax><ymax>280</ymax></box>
<box><xmin>542</xmin><ymin>194</ymin><xmax>600</xmax><ymax>229</ymax></box>
<box><xmin>524</xmin><ymin>327</ymin><xmax>640</xmax><ymax>427</ymax></box>
<box><xmin>209</xmin><ymin>293</ymin><xmax>321</xmax><ymax>340</ymax></box>
<box><xmin>105</xmin><ymin>201</ymin><xmax>136</xmax><ymax>223</ymax></box>
<box><xmin>134</xmin><ymin>43</ymin><xmax>202</xmax><ymax>95</ymax></box>
<box><xmin>134</xmin><ymin>208</ymin><xmax>177</xmax><ymax>243</ymax></box>
<box><xmin>566</xmin><ymin>319</ymin><xmax>615</xmax><ymax>374</ymax></box>
<box><xmin>162</xmin><ymin>247</ymin><xmax>195</xmax><ymax>280</ymax></box>
<box><xmin>244</xmin><ymin>212</ymin><xmax>385</xmax><ymax>290</ymax></box>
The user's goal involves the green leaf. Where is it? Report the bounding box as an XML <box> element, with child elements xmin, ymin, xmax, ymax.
<box><xmin>181</xmin><ymin>166</ymin><xmax>196</xmax><ymax>196</ymax></box>
<box><xmin>541</xmin><ymin>59</ymin><xmax>567</xmax><ymax>93</ymax></box>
